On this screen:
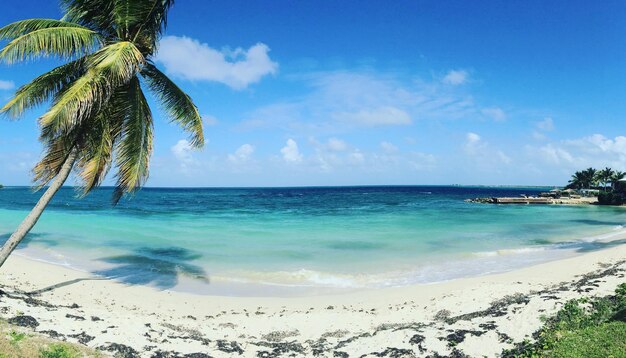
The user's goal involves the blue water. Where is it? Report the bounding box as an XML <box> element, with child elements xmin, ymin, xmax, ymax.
<box><xmin>0</xmin><ymin>186</ymin><xmax>625</xmax><ymax>296</ymax></box>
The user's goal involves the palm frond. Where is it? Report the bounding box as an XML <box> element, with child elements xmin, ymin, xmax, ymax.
<box><xmin>60</xmin><ymin>0</ymin><xmax>116</xmax><ymax>38</ymax></box>
<box><xmin>0</xmin><ymin>23</ymin><xmax>103</xmax><ymax>64</ymax></box>
<box><xmin>75</xmin><ymin>86</ymin><xmax>128</xmax><ymax>194</ymax></box>
<box><xmin>0</xmin><ymin>19</ymin><xmax>86</xmax><ymax>39</ymax></box>
<box><xmin>113</xmin><ymin>77</ymin><xmax>153</xmax><ymax>204</ymax></box>
<box><xmin>33</xmin><ymin>129</ymin><xmax>81</xmax><ymax>187</ymax></box>
<box><xmin>75</xmin><ymin>113</ymin><xmax>114</xmax><ymax>194</ymax></box>
<box><xmin>0</xmin><ymin>59</ymin><xmax>86</xmax><ymax>118</ymax></box>
<box><xmin>39</xmin><ymin>41</ymin><xmax>144</xmax><ymax>139</ymax></box>
<box><xmin>141</xmin><ymin>62</ymin><xmax>204</xmax><ymax>147</ymax></box>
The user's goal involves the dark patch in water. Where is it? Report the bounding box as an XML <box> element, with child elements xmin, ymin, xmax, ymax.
<box><xmin>570</xmin><ymin>219</ymin><xmax>625</xmax><ymax>226</ymax></box>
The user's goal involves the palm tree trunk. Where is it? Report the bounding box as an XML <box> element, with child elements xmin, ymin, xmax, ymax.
<box><xmin>0</xmin><ymin>151</ymin><xmax>77</xmax><ymax>268</ymax></box>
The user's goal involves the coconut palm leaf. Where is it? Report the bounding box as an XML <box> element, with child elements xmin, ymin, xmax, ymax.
<box><xmin>33</xmin><ymin>128</ymin><xmax>82</xmax><ymax>187</ymax></box>
<box><xmin>0</xmin><ymin>59</ymin><xmax>86</xmax><ymax>118</ymax></box>
<box><xmin>113</xmin><ymin>77</ymin><xmax>153</xmax><ymax>203</ymax></box>
<box><xmin>60</xmin><ymin>0</ymin><xmax>116</xmax><ymax>37</ymax></box>
<box><xmin>39</xmin><ymin>41</ymin><xmax>144</xmax><ymax>139</ymax></box>
<box><xmin>141</xmin><ymin>62</ymin><xmax>203</xmax><ymax>147</ymax></box>
<box><xmin>0</xmin><ymin>21</ymin><xmax>102</xmax><ymax>64</ymax></box>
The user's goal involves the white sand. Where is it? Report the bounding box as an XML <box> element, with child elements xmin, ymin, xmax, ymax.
<box><xmin>1</xmin><ymin>235</ymin><xmax>626</xmax><ymax>357</ymax></box>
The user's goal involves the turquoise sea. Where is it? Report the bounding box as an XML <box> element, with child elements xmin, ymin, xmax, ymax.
<box><xmin>1</xmin><ymin>186</ymin><xmax>625</xmax><ymax>296</ymax></box>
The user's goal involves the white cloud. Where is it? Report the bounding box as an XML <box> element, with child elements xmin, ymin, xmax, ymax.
<box><xmin>326</xmin><ymin>137</ymin><xmax>347</xmax><ymax>152</ymax></box>
<box><xmin>156</xmin><ymin>36</ymin><xmax>278</xmax><ymax>89</ymax></box>
<box><xmin>0</xmin><ymin>80</ymin><xmax>15</xmax><ymax>90</ymax></box>
<box><xmin>463</xmin><ymin>132</ymin><xmax>511</xmax><ymax>166</ymax></box>
<box><xmin>228</xmin><ymin>144</ymin><xmax>255</xmax><ymax>163</ymax></box>
<box><xmin>380</xmin><ymin>141</ymin><xmax>399</xmax><ymax>153</ymax></box>
<box><xmin>530</xmin><ymin>134</ymin><xmax>626</xmax><ymax>170</ymax></box>
<box><xmin>171</xmin><ymin>139</ymin><xmax>194</xmax><ymax>163</ymax></box>
<box><xmin>347</xmin><ymin>150</ymin><xmax>365</xmax><ymax>164</ymax></box>
<box><xmin>481</xmin><ymin>107</ymin><xmax>507</xmax><ymax>121</ymax></box>
<box><xmin>202</xmin><ymin>115</ymin><xmax>219</xmax><ymax>126</ymax></box>
<box><xmin>239</xmin><ymin>71</ymin><xmax>492</xmax><ymax>135</ymax></box>
<box><xmin>537</xmin><ymin>144</ymin><xmax>574</xmax><ymax>165</ymax></box>
<box><xmin>464</xmin><ymin>132</ymin><xmax>482</xmax><ymax>154</ymax></box>
<box><xmin>334</xmin><ymin>106</ymin><xmax>412</xmax><ymax>126</ymax></box>
<box><xmin>281</xmin><ymin>139</ymin><xmax>303</xmax><ymax>163</ymax></box>
<box><xmin>442</xmin><ymin>70</ymin><xmax>469</xmax><ymax>85</ymax></box>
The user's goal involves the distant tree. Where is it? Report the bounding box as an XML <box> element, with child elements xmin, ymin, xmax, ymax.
<box><xmin>611</xmin><ymin>171</ymin><xmax>626</xmax><ymax>191</ymax></box>
<box><xmin>582</xmin><ymin>168</ymin><xmax>598</xmax><ymax>189</ymax></box>
<box><xmin>567</xmin><ymin>171</ymin><xmax>586</xmax><ymax>190</ymax></box>
<box><xmin>567</xmin><ymin>168</ymin><xmax>600</xmax><ymax>190</ymax></box>
<box><xmin>595</xmin><ymin>167</ymin><xmax>614</xmax><ymax>191</ymax></box>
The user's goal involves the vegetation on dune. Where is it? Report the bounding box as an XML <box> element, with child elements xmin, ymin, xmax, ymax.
<box><xmin>0</xmin><ymin>0</ymin><xmax>205</xmax><ymax>268</ymax></box>
<box><xmin>0</xmin><ymin>321</ymin><xmax>99</xmax><ymax>357</ymax></box>
<box><xmin>503</xmin><ymin>283</ymin><xmax>626</xmax><ymax>357</ymax></box>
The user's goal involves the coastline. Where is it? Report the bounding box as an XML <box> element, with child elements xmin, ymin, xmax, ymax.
<box><xmin>2</xmin><ymin>233</ymin><xmax>626</xmax><ymax>356</ymax></box>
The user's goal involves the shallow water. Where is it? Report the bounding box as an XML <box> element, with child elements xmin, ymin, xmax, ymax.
<box><xmin>0</xmin><ymin>186</ymin><xmax>624</xmax><ymax>296</ymax></box>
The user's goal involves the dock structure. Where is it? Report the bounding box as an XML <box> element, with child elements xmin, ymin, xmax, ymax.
<box><xmin>492</xmin><ymin>197</ymin><xmax>551</xmax><ymax>204</ymax></box>
<box><xmin>466</xmin><ymin>196</ymin><xmax>597</xmax><ymax>205</ymax></box>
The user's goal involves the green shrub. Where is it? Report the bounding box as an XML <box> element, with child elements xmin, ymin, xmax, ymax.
<box><xmin>597</xmin><ymin>191</ymin><xmax>625</xmax><ymax>205</ymax></box>
<box><xmin>503</xmin><ymin>283</ymin><xmax>626</xmax><ymax>357</ymax></box>
<box><xmin>9</xmin><ymin>330</ymin><xmax>26</xmax><ymax>344</ymax></box>
<box><xmin>39</xmin><ymin>344</ymin><xmax>80</xmax><ymax>358</ymax></box>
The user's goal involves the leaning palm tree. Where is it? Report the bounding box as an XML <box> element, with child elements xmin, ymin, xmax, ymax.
<box><xmin>0</xmin><ymin>0</ymin><xmax>204</xmax><ymax>268</ymax></box>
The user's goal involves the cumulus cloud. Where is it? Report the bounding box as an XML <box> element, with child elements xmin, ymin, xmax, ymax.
<box><xmin>481</xmin><ymin>107</ymin><xmax>507</xmax><ymax>121</ymax></box>
<box><xmin>281</xmin><ymin>139</ymin><xmax>303</xmax><ymax>163</ymax></box>
<box><xmin>334</xmin><ymin>106</ymin><xmax>412</xmax><ymax>126</ymax></box>
<box><xmin>156</xmin><ymin>36</ymin><xmax>278</xmax><ymax>89</ymax></box>
<box><xmin>171</xmin><ymin>139</ymin><xmax>194</xmax><ymax>163</ymax></box>
<box><xmin>442</xmin><ymin>70</ymin><xmax>469</xmax><ymax>85</ymax></box>
<box><xmin>463</xmin><ymin>132</ymin><xmax>511</xmax><ymax>165</ymax></box>
<box><xmin>463</xmin><ymin>132</ymin><xmax>483</xmax><ymax>154</ymax></box>
<box><xmin>228</xmin><ymin>144</ymin><xmax>255</xmax><ymax>163</ymax></box>
<box><xmin>536</xmin><ymin>134</ymin><xmax>626</xmax><ymax>168</ymax></box>
<box><xmin>0</xmin><ymin>80</ymin><xmax>15</xmax><ymax>90</ymax></box>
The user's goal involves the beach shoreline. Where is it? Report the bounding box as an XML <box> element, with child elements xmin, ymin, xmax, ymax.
<box><xmin>1</xmin><ymin>233</ymin><xmax>626</xmax><ymax>356</ymax></box>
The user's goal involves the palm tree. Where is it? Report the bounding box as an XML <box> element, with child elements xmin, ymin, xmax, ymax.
<box><xmin>595</xmin><ymin>167</ymin><xmax>614</xmax><ymax>191</ymax></box>
<box><xmin>567</xmin><ymin>171</ymin><xmax>585</xmax><ymax>190</ymax></box>
<box><xmin>582</xmin><ymin>167</ymin><xmax>598</xmax><ymax>189</ymax></box>
<box><xmin>611</xmin><ymin>171</ymin><xmax>626</xmax><ymax>191</ymax></box>
<box><xmin>0</xmin><ymin>0</ymin><xmax>204</xmax><ymax>268</ymax></box>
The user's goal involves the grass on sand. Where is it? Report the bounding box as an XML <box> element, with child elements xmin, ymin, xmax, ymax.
<box><xmin>0</xmin><ymin>320</ymin><xmax>100</xmax><ymax>358</ymax></box>
<box><xmin>504</xmin><ymin>283</ymin><xmax>626</xmax><ymax>357</ymax></box>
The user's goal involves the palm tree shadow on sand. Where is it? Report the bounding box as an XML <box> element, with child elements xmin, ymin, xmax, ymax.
<box><xmin>93</xmin><ymin>247</ymin><xmax>209</xmax><ymax>290</ymax></box>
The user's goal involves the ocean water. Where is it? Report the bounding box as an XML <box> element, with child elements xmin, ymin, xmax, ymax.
<box><xmin>0</xmin><ymin>186</ymin><xmax>625</xmax><ymax>296</ymax></box>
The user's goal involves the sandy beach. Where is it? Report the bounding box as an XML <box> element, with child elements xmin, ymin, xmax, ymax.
<box><xmin>0</xmin><ymin>232</ymin><xmax>624</xmax><ymax>357</ymax></box>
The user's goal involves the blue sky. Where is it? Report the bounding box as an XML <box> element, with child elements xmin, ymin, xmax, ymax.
<box><xmin>1</xmin><ymin>1</ymin><xmax>625</xmax><ymax>187</ymax></box>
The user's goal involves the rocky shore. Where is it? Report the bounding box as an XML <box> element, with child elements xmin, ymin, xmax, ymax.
<box><xmin>465</xmin><ymin>196</ymin><xmax>598</xmax><ymax>205</ymax></box>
